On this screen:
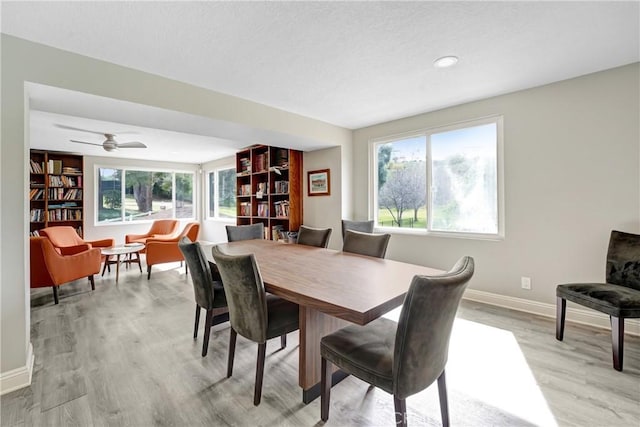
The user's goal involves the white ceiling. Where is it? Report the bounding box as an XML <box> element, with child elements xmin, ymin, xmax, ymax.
<box><xmin>3</xmin><ymin>1</ymin><xmax>639</xmax><ymax>162</ymax></box>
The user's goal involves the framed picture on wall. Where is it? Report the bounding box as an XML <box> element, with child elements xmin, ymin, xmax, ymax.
<box><xmin>307</xmin><ymin>169</ymin><xmax>330</xmax><ymax>196</ymax></box>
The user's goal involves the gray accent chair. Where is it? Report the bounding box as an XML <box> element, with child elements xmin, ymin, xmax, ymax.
<box><xmin>225</xmin><ymin>223</ymin><xmax>264</xmax><ymax>242</ymax></box>
<box><xmin>297</xmin><ymin>225</ymin><xmax>332</xmax><ymax>248</ymax></box>
<box><xmin>320</xmin><ymin>256</ymin><xmax>475</xmax><ymax>427</ymax></box>
<box><xmin>178</xmin><ymin>237</ymin><xmax>229</xmax><ymax>357</ymax></box>
<box><xmin>211</xmin><ymin>245</ymin><xmax>299</xmax><ymax>406</ymax></box>
<box><xmin>342</xmin><ymin>229</ymin><xmax>391</xmax><ymax>258</ymax></box>
<box><xmin>341</xmin><ymin>219</ymin><xmax>374</xmax><ymax>239</ymax></box>
<box><xmin>556</xmin><ymin>230</ymin><xmax>640</xmax><ymax>371</ymax></box>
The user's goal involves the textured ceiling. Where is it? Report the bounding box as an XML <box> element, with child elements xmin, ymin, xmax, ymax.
<box><xmin>2</xmin><ymin>1</ymin><xmax>638</xmax><ymax>161</ymax></box>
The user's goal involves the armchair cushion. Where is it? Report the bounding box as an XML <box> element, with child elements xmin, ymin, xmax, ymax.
<box><xmin>59</xmin><ymin>244</ymin><xmax>91</xmax><ymax>256</ymax></box>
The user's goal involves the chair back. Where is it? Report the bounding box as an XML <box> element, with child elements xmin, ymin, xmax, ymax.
<box><xmin>393</xmin><ymin>256</ymin><xmax>474</xmax><ymax>399</ymax></box>
<box><xmin>178</xmin><ymin>236</ymin><xmax>216</xmax><ymax>309</ymax></box>
<box><xmin>341</xmin><ymin>220</ymin><xmax>374</xmax><ymax>239</ymax></box>
<box><xmin>178</xmin><ymin>222</ymin><xmax>200</xmax><ymax>241</ymax></box>
<box><xmin>39</xmin><ymin>226</ymin><xmax>84</xmax><ymax>248</ymax></box>
<box><xmin>148</xmin><ymin>219</ymin><xmax>179</xmax><ymax>236</ymax></box>
<box><xmin>297</xmin><ymin>225</ymin><xmax>332</xmax><ymax>248</ymax></box>
<box><xmin>211</xmin><ymin>245</ymin><xmax>268</xmax><ymax>343</ymax></box>
<box><xmin>226</xmin><ymin>223</ymin><xmax>264</xmax><ymax>242</ymax></box>
<box><xmin>342</xmin><ymin>229</ymin><xmax>391</xmax><ymax>258</ymax></box>
<box><xmin>606</xmin><ymin>230</ymin><xmax>640</xmax><ymax>291</ymax></box>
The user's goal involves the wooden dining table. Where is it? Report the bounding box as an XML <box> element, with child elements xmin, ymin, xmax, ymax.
<box><xmin>205</xmin><ymin>239</ymin><xmax>445</xmax><ymax>403</ymax></box>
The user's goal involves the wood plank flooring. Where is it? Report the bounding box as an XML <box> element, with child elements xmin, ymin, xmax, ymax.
<box><xmin>2</xmin><ymin>261</ymin><xmax>639</xmax><ymax>426</ymax></box>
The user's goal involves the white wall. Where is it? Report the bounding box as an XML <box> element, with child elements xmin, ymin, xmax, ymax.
<box><xmin>200</xmin><ymin>155</ymin><xmax>237</xmax><ymax>244</ymax></box>
<box><xmin>352</xmin><ymin>63</ymin><xmax>640</xmax><ymax>306</ymax></box>
<box><xmin>0</xmin><ymin>34</ymin><xmax>351</xmax><ymax>392</ymax></box>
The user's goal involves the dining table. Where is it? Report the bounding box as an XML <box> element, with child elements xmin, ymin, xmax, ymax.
<box><xmin>205</xmin><ymin>239</ymin><xmax>444</xmax><ymax>403</ymax></box>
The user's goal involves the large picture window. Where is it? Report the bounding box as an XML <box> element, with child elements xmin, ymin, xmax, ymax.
<box><xmin>97</xmin><ymin>167</ymin><xmax>195</xmax><ymax>223</ymax></box>
<box><xmin>372</xmin><ymin>116</ymin><xmax>503</xmax><ymax>238</ymax></box>
<box><xmin>207</xmin><ymin>167</ymin><xmax>236</xmax><ymax>220</ymax></box>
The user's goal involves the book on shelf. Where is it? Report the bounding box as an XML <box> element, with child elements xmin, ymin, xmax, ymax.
<box><xmin>271</xmin><ymin>225</ymin><xmax>284</xmax><ymax>240</ymax></box>
<box><xmin>240</xmin><ymin>202</ymin><xmax>251</xmax><ymax>216</ymax></box>
<box><xmin>239</xmin><ymin>184</ymin><xmax>251</xmax><ymax>196</ymax></box>
<box><xmin>47</xmin><ymin>159</ymin><xmax>63</xmax><ymax>175</ymax></box>
<box><xmin>62</xmin><ymin>166</ymin><xmax>82</xmax><ymax>175</ymax></box>
<box><xmin>273</xmin><ymin>148</ymin><xmax>289</xmax><ymax>167</ymax></box>
<box><xmin>273</xmin><ymin>200</ymin><xmax>290</xmax><ymax>218</ymax></box>
<box><xmin>254</xmin><ymin>153</ymin><xmax>268</xmax><ymax>173</ymax></box>
<box><xmin>29</xmin><ymin>159</ymin><xmax>44</xmax><ymax>174</ymax></box>
<box><xmin>257</xmin><ymin>202</ymin><xmax>269</xmax><ymax>217</ymax></box>
<box><xmin>237</xmin><ymin>157</ymin><xmax>251</xmax><ymax>175</ymax></box>
<box><xmin>274</xmin><ymin>180</ymin><xmax>289</xmax><ymax>194</ymax></box>
<box><xmin>29</xmin><ymin>230</ymin><xmax>40</xmax><ymax>237</ymax></box>
<box><xmin>29</xmin><ymin>189</ymin><xmax>44</xmax><ymax>200</ymax></box>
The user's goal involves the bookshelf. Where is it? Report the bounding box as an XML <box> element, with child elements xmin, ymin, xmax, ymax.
<box><xmin>235</xmin><ymin>145</ymin><xmax>302</xmax><ymax>240</ymax></box>
<box><xmin>29</xmin><ymin>150</ymin><xmax>84</xmax><ymax>236</ymax></box>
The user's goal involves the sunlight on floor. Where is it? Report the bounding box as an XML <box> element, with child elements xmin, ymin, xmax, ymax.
<box><xmin>448</xmin><ymin>318</ymin><xmax>558</xmax><ymax>427</ymax></box>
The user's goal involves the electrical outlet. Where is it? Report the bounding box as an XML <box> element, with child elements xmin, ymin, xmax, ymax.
<box><xmin>521</xmin><ymin>276</ymin><xmax>531</xmax><ymax>290</ymax></box>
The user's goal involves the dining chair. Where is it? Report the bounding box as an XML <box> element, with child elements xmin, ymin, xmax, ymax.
<box><xmin>146</xmin><ymin>222</ymin><xmax>200</xmax><ymax>279</ymax></box>
<box><xmin>342</xmin><ymin>229</ymin><xmax>391</xmax><ymax>258</ymax></box>
<box><xmin>320</xmin><ymin>256</ymin><xmax>475</xmax><ymax>427</ymax></box>
<box><xmin>556</xmin><ymin>230</ymin><xmax>640</xmax><ymax>371</ymax></box>
<box><xmin>296</xmin><ymin>225</ymin><xmax>332</xmax><ymax>248</ymax></box>
<box><xmin>211</xmin><ymin>245</ymin><xmax>299</xmax><ymax>406</ymax></box>
<box><xmin>178</xmin><ymin>237</ymin><xmax>229</xmax><ymax>357</ymax></box>
<box><xmin>341</xmin><ymin>219</ymin><xmax>374</xmax><ymax>239</ymax></box>
<box><xmin>225</xmin><ymin>223</ymin><xmax>265</xmax><ymax>242</ymax></box>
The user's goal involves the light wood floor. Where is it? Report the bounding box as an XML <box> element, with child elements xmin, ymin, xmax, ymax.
<box><xmin>2</xmin><ymin>261</ymin><xmax>639</xmax><ymax>426</ymax></box>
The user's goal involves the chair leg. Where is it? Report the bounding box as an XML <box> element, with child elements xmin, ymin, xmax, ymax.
<box><xmin>611</xmin><ymin>316</ymin><xmax>624</xmax><ymax>371</ymax></box>
<box><xmin>321</xmin><ymin>357</ymin><xmax>332</xmax><ymax>421</ymax></box>
<box><xmin>394</xmin><ymin>396</ymin><xmax>407</xmax><ymax>427</ymax></box>
<box><xmin>147</xmin><ymin>265</ymin><xmax>152</xmax><ymax>280</ymax></box>
<box><xmin>254</xmin><ymin>342</ymin><xmax>267</xmax><ymax>406</ymax></box>
<box><xmin>227</xmin><ymin>328</ymin><xmax>237</xmax><ymax>378</ymax></box>
<box><xmin>52</xmin><ymin>286</ymin><xmax>59</xmax><ymax>304</ymax></box>
<box><xmin>89</xmin><ymin>275</ymin><xmax>95</xmax><ymax>291</ymax></box>
<box><xmin>437</xmin><ymin>370</ymin><xmax>450</xmax><ymax>427</ymax></box>
<box><xmin>185</xmin><ymin>263</ymin><xmax>188</xmax><ymax>275</ymax></box>
<box><xmin>202</xmin><ymin>309</ymin><xmax>213</xmax><ymax>357</ymax></box>
<box><xmin>194</xmin><ymin>305</ymin><xmax>201</xmax><ymax>339</ymax></box>
<box><xmin>556</xmin><ymin>297</ymin><xmax>566</xmax><ymax>341</ymax></box>
<box><xmin>280</xmin><ymin>333</ymin><xmax>287</xmax><ymax>349</ymax></box>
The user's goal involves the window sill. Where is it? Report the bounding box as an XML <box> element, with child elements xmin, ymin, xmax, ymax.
<box><xmin>374</xmin><ymin>226</ymin><xmax>504</xmax><ymax>241</ymax></box>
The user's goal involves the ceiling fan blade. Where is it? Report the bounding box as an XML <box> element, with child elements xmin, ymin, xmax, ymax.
<box><xmin>70</xmin><ymin>139</ymin><xmax>104</xmax><ymax>147</ymax></box>
<box><xmin>56</xmin><ymin>124</ymin><xmax>106</xmax><ymax>135</ymax></box>
<box><xmin>116</xmin><ymin>141</ymin><xmax>147</xmax><ymax>149</ymax></box>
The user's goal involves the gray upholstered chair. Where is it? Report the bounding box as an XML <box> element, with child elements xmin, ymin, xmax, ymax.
<box><xmin>341</xmin><ymin>219</ymin><xmax>374</xmax><ymax>239</ymax></box>
<box><xmin>297</xmin><ymin>225</ymin><xmax>332</xmax><ymax>248</ymax></box>
<box><xmin>178</xmin><ymin>237</ymin><xmax>229</xmax><ymax>357</ymax></box>
<box><xmin>211</xmin><ymin>245</ymin><xmax>299</xmax><ymax>406</ymax></box>
<box><xmin>342</xmin><ymin>229</ymin><xmax>391</xmax><ymax>258</ymax></box>
<box><xmin>556</xmin><ymin>230</ymin><xmax>640</xmax><ymax>371</ymax></box>
<box><xmin>320</xmin><ymin>256</ymin><xmax>474</xmax><ymax>426</ymax></box>
<box><xmin>225</xmin><ymin>223</ymin><xmax>264</xmax><ymax>242</ymax></box>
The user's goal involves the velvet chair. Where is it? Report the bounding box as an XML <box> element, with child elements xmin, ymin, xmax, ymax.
<box><xmin>178</xmin><ymin>237</ymin><xmax>229</xmax><ymax>357</ymax></box>
<box><xmin>225</xmin><ymin>223</ymin><xmax>265</xmax><ymax>242</ymax></box>
<box><xmin>30</xmin><ymin>236</ymin><xmax>102</xmax><ymax>304</ymax></box>
<box><xmin>39</xmin><ymin>226</ymin><xmax>114</xmax><ymax>262</ymax></box>
<box><xmin>146</xmin><ymin>222</ymin><xmax>200</xmax><ymax>279</ymax></box>
<box><xmin>341</xmin><ymin>219</ymin><xmax>374</xmax><ymax>239</ymax></box>
<box><xmin>320</xmin><ymin>256</ymin><xmax>475</xmax><ymax>427</ymax></box>
<box><xmin>125</xmin><ymin>219</ymin><xmax>179</xmax><ymax>247</ymax></box>
<box><xmin>297</xmin><ymin>225</ymin><xmax>332</xmax><ymax>248</ymax></box>
<box><xmin>342</xmin><ymin>229</ymin><xmax>391</xmax><ymax>258</ymax></box>
<box><xmin>211</xmin><ymin>245</ymin><xmax>299</xmax><ymax>406</ymax></box>
<box><xmin>556</xmin><ymin>230</ymin><xmax>640</xmax><ymax>371</ymax></box>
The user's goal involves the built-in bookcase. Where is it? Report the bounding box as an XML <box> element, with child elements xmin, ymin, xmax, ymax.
<box><xmin>235</xmin><ymin>145</ymin><xmax>302</xmax><ymax>240</ymax></box>
<box><xmin>29</xmin><ymin>150</ymin><xmax>84</xmax><ymax>236</ymax></box>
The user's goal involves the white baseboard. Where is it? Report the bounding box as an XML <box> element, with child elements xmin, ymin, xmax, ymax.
<box><xmin>0</xmin><ymin>342</ymin><xmax>34</xmax><ymax>395</ymax></box>
<box><xmin>463</xmin><ymin>289</ymin><xmax>640</xmax><ymax>336</ymax></box>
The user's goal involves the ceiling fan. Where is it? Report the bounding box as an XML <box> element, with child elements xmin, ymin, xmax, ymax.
<box><xmin>55</xmin><ymin>124</ymin><xmax>147</xmax><ymax>152</ymax></box>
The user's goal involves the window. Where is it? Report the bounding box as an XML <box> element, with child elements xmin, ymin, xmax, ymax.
<box><xmin>96</xmin><ymin>167</ymin><xmax>195</xmax><ymax>223</ymax></box>
<box><xmin>372</xmin><ymin>116</ymin><xmax>503</xmax><ymax>238</ymax></box>
<box><xmin>207</xmin><ymin>167</ymin><xmax>236</xmax><ymax>220</ymax></box>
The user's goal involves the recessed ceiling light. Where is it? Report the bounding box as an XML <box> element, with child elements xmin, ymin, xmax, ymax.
<box><xmin>434</xmin><ymin>56</ymin><xmax>459</xmax><ymax>68</ymax></box>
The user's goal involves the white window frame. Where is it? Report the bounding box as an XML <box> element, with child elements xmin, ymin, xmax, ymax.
<box><xmin>94</xmin><ymin>165</ymin><xmax>196</xmax><ymax>226</ymax></box>
<box><xmin>369</xmin><ymin>115</ymin><xmax>504</xmax><ymax>240</ymax></box>
<box><xmin>206</xmin><ymin>165</ymin><xmax>236</xmax><ymax>223</ymax></box>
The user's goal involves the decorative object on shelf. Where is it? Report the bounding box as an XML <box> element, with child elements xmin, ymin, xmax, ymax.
<box><xmin>307</xmin><ymin>169</ymin><xmax>330</xmax><ymax>196</ymax></box>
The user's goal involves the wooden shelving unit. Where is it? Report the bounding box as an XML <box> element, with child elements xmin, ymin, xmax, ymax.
<box><xmin>235</xmin><ymin>145</ymin><xmax>302</xmax><ymax>240</ymax></box>
<box><xmin>29</xmin><ymin>150</ymin><xmax>84</xmax><ymax>236</ymax></box>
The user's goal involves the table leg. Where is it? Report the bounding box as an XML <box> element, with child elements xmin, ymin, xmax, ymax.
<box><xmin>115</xmin><ymin>254</ymin><xmax>121</xmax><ymax>283</ymax></box>
<box><xmin>299</xmin><ymin>306</ymin><xmax>349</xmax><ymax>403</ymax></box>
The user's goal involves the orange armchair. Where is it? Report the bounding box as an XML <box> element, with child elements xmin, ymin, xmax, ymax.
<box><xmin>125</xmin><ymin>219</ymin><xmax>179</xmax><ymax>247</ymax></box>
<box><xmin>30</xmin><ymin>237</ymin><xmax>102</xmax><ymax>304</ymax></box>
<box><xmin>39</xmin><ymin>226</ymin><xmax>114</xmax><ymax>261</ymax></box>
<box><xmin>146</xmin><ymin>222</ymin><xmax>200</xmax><ymax>279</ymax></box>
